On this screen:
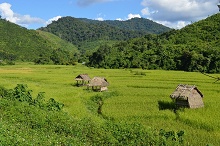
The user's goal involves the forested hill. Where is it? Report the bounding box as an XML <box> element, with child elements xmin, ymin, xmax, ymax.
<box><xmin>38</xmin><ymin>16</ymin><xmax>171</xmax><ymax>49</ymax></box>
<box><xmin>0</xmin><ymin>18</ymin><xmax>78</xmax><ymax>62</ymax></box>
<box><xmin>79</xmin><ymin>17</ymin><xmax>171</xmax><ymax>34</ymax></box>
<box><xmin>160</xmin><ymin>13</ymin><xmax>220</xmax><ymax>46</ymax></box>
<box><xmin>87</xmin><ymin>13</ymin><xmax>220</xmax><ymax>73</ymax></box>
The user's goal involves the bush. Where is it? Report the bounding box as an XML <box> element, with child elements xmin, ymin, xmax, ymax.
<box><xmin>2</xmin><ymin>84</ymin><xmax>64</xmax><ymax>111</ymax></box>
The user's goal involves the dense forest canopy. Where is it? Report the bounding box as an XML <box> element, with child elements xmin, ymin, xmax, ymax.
<box><xmin>87</xmin><ymin>14</ymin><xmax>220</xmax><ymax>73</ymax></box>
<box><xmin>0</xmin><ymin>18</ymin><xmax>51</xmax><ymax>61</ymax></box>
<box><xmin>0</xmin><ymin>18</ymin><xmax>78</xmax><ymax>65</ymax></box>
<box><xmin>38</xmin><ymin>16</ymin><xmax>171</xmax><ymax>50</ymax></box>
<box><xmin>79</xmin><ymin>17</ymin><xmax>171</xmax><ymax>34</ymax></box>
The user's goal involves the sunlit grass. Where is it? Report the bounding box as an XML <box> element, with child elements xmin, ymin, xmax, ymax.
<box><xmin>0</xmin><ymin>63</ymin><xmax>219</xmax><ymax>145</ymax></box>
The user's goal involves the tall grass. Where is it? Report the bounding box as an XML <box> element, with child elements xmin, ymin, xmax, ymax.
<box><xmin>0</xmin><ymin>63</ymin><xmax>219</xmax><ymax>145</ymax></box>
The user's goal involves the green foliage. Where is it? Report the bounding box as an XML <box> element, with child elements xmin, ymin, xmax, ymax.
<box><xmin>13</xmin><ymin>84</ymin><xmax>32</xmax><ymax>102</ymax></box>
<box><xmin>80</xmin><ymin>17</ymin><xmax>171</xmax><ymax>34</ymax></box>
<box><xmin>0</xmin><ymin>102</ymin><xmax>183</xmax><ymax>145</ymax></box>
<box><xmin>39</xmin><ymin>16</ymin><xmax>170</xmax><ymax>51</ymax></box>
<box><xmin>0</xmin><ymin>86</ymin><xmax>7</xmax><ymax>98</ymax></box>
<box><xmin>50</xmin><ymin>48</ymin><xmax>77</xmax><ymax>65</ymax></box>
<box><xmin>34</xmin><ymin>48</ymin><xmax>78</xmax><ymax>65</ymax></box>
<box><xmin>87</xmin><ymin>14</ymin><xmax>220</xmax><ymax>73</ymax></box>
<box><xmin>0</xmin><ymin>19</ymin><xmax>79</xmax><ymax>62</ymax></box>
<box><xmin>0</xmin><ymin>60</ymin><xmax>15</xmax><ymax>66</ymax></box>
<box><xmin>36</xmin><ymin>30</ymin><xmax>78</xmax><ymax>52</ymax></box>
<box><xmin>46</xmin><ymin>98</ymin><xmax>64</xmax><ymax>111</ymax></box>
<box><xmin>0</xmin><ymin>50</ymin><xmax>17</xmax><ymax>61</ymax></box>
<box><xmin>0</xmin><ymin>19</ymin><xmax>51</xmax><ymax>61</ymax></box>
<box><xmin>0</xmin><ymin>98</ymin><xmax>80</xmax><ymax>145</ymax></box>
<box><xmin>1</xmin><ymin>84</ymin><xmax>64</xmax><ymax>111</ymax></box>
<box><xmin>105</xmin><ymin>121</ymin><xmax>151</xmax><ymax>145</ymax></box>
<box><xmin>159</xmin><ymin>129</ymin><xmax>185</xmax><ymax>146</ymax></box>
<box><xmin>31</xmin><ymin>92</ymin><xmax>46</xmax><ymax>108</ymax></box>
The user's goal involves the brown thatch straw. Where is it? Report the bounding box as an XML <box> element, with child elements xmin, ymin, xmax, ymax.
<box><xmin>87</xmin><ymin>77</ymin><xmax>109</xmax><ymax>87</ymax></box>
<box><xmin>170</xmin><ymin>84</ymin><xmax>204</xmax><ymax>108</ymax></box>
<box><xmin>75</xmin><ymin>74</ymin><xmax>91</xmax><ymax>81</ymax></box>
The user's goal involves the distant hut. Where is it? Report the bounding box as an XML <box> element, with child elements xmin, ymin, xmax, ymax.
<box><xmin>170</xmin><ymin>84</ymin><xmax>204</xmax><ymax>108</ymax></box>
<box><xmin>75</xmin><ymin>74</ymin><xmax>91</xmax><ymax>86</ymax></box>
<box><xmin>87</xmin><ymin>77</ymin><xmax>109</xmax><ymax>91</ymax></box>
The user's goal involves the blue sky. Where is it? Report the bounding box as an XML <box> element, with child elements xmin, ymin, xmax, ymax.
<box><xmin>0</xmin><ymin>0</ymin><xmax>219</xmax><ymax>29</ymax></box>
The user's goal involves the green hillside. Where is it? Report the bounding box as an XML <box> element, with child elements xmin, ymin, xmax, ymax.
<box><xmin>0</xmin><ymin>18</ymin><xmax>78</xmax><ymax>62</ymax></box>
<box><xmin>36</xmin><ymin>30</ymin><xmax>78</xmax><ymax>52</ymax></box>
<box><xmin>38</xmin><ymin>16</ymin><xmax>171</xmax><ymax>50</ymax></box>
<box><xmin>160</xmin><ymin>13</ymin><xmax>220</xmax><ymax>46</ymax></box>
<box><xmin>87</xmin><ymin>13</ymin><xmax>220</xmax><ymax>73</ymax></box>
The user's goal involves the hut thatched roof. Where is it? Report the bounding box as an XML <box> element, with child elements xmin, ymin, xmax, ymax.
<box><xmin>170</xmin><ymin>84</ymin><xmax>203</xmax><ymax>100</ymax></box>
<box><xmin>75</xmin><ymin>74</ymin><xmax>91</xmax><ymax>81</ymax></box>
<box><xmin>87</xmin><ymin>77</ymin><xmax>109</xmax><ymax>87</ymax></box>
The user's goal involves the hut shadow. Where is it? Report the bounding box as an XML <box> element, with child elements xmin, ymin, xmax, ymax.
<box><xmin>71</xmin><ymin>83</ymin><xmax>89</xmax><ymax>87</ymax></box>
<box><xmin>158</xmin><ymin>100</ymin><xmax>176</xmax><ymax>111</ymax></box>
<box><xmin>158</xmin><ymin>100</ymin><xmax>185</xmax><ymax>120</ymax></box>
<box><xmin>70</xmin><ymin>83</ymin><xmax>79</xmax><ymax>87</ymax></box>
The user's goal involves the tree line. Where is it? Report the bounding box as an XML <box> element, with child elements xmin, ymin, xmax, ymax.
<box><xmin>86</xmin><ymin>14</ymin><xmax>220</xmax><ymax>73</ymax></box>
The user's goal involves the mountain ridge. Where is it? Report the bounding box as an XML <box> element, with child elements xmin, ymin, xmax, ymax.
<box><xmin>78</xmin><ymin>17</ymin><xmax>171</xmax><ymax>34</ymax></box>
<box><xmin>38</xmin><ymin>16</ymin><xmax>171</xmax><ymax>49</ymax></box>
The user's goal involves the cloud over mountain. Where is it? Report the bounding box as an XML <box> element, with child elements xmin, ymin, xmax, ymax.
<box><xmin>46</xmin><ymin>16</ymin><xmax>62</xmax><ymax>25</ymax></box>
<box><xmin>141</xmin><ymin>0</ymin><xmax>218</xmax><ymax>28</ymax></box>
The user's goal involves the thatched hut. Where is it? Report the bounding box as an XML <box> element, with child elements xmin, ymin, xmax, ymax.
<box><xmin>87</xmin><ymin>77</ymin><xmax>109</xmax><ymax>91</ymax></box>
<box><xmin>75</xmin><ymin>74</ymin><xmax>91</xmax><ymax>86</ymax></box>
<box><xmin>170</xmin><ymin>84</ymin><xmax>204</xmax><ymax>108</ymax></box>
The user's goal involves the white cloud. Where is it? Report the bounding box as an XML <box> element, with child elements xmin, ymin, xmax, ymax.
<box><xmin>95</xmin><ymin>13</ymin><xmax>105</xmax><ymax>21</ymax></box>
<box><xmin>0</xmin><ymin>3</ymin><xmax>44</xmax><ymax>27</ymax></box>
<box><xmin>115</xmin><ymin>13</ymin><xmax>141</xmax><ymax>21</ymax></box>
<box><xmin>0</xmin><ymin>3</ymin><xmax>18</xmax><ymax>23</ymax></box>
<box><xmin>156</xmin><ymin>20</ymin><xmax>191</xmax><ymax>29</ymax></box>
<box><xmin>176</xmin><ymin>21</ymin><xmax>191</xmax><ymax>29</ymax></box>
<box><xmin>116</xmin><ymin>18</ymin><xmax>123</xmax><ymax>21</ymax></box>
<box><xmin>96</xmin><ymin>17</ymin><xmax>104</xmax><ymax>21</ymax></box>
<box><xmin>46</xmin><ymin>16</ymin><xmax>62</xmax><ymax>25</ymax></box>
<box><xmin>140</xmin><ymin>0</ymin><xmax>218</xmax><ymax>29</ymax></box>
<box><xmin>141</xmin><ymin>7</ymin><xmax>151</xmax><ymax>16</ymax></box>
<box><xmin>127</xmin><ymin>13</ymin><xmax>141</xmax><ymax>19</ymax></box>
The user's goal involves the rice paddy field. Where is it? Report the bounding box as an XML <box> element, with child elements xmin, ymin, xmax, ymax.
<box><xmin>0</xmin><ymin>63</ymin><xmax>219</xmax><ymax>145</ymax></box>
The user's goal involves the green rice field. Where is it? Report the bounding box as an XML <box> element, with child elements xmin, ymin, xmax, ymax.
<box><xmin>0</xmin><ymin>63</ymin><xmax>219</xmax><ymax>145</ymax></box>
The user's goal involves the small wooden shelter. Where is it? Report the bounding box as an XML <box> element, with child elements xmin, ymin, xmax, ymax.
<box><xmin>75</xmin><ymin>74</ymin><xmax>91</xmax><ymax>86</ymax></box>
<box><xmin>170</xmin><ymin>84</ymin><xmax>204</xmax><ymax>108</ymax></box>
<box><xmin>87</xmin><ymin>77</ymin><xmax>109</xmax><ymax>91</ymax></box>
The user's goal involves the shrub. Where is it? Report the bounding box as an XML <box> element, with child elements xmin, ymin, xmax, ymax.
<box><xmin>2</xmin><ymin>84</ymin><xmax>64</xmax><ymax>111</ymax></box>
